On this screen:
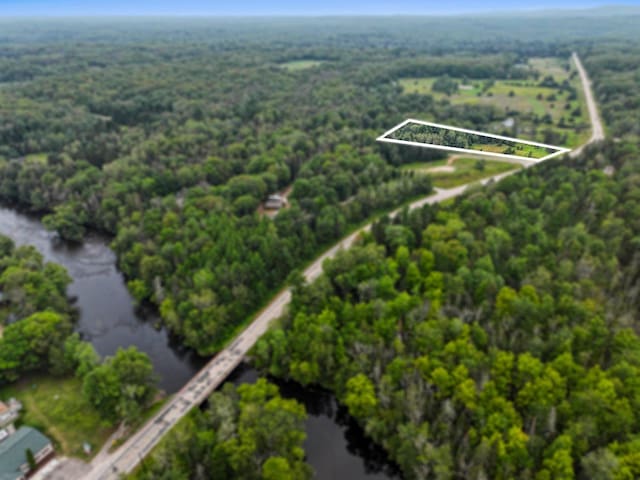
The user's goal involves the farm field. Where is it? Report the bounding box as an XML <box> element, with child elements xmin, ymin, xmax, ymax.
<box><xmin>398</xmin><ymin>57</ymin><xmax>590</xmax><ymax>147</ymax></box>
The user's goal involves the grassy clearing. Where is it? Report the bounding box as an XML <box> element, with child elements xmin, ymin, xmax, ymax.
<box><xmin>529</xmin><ymin>57</ymin><xmax>569</xmax><ymax>79</ymax></box>
<box><xmin>397</xmin><ymin>56</ymin><xmax>590</xmax><ymax>148</ymax></box>
<box><xmin>400</xmin><ymin>158</ymin><xmax>449</xmax><ymax>171</ymax></box>
<box><xmin>406</xmin><ymin>157</ymin><xmax>520</xmax><ymax>189</ymax></box>
<box><xmin>399</xmin><ymin>77</ymin><xmax>561</xmax><ymax>111</ymax></box>
<box><xmin>279</xmin><ymin>60</ymin><xmax>324</xmax><ymax>71</ymax></box>
<box><xmin>400</xmin><ymin>77</ymin><xmax>580</xmax><ymax>123</ymax></box>
<box><xmin>0</xmin><ymin>375</ymin><xmax>114</xmax><ymax>459</ymax></box>
<box><xmin>467</xmin><ymin>141</ymin><xmax>552</xmax><ymax>159</ymax></box>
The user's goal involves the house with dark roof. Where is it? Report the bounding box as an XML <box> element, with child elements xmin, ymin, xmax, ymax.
<box><xmin>0</xmin><ymin>427</ymin><xmax>54</xmax><ymax>480</ymax></box>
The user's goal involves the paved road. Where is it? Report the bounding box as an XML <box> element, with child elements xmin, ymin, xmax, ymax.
<box><xmin>86</xmin><ymin>176</ymin><xmax>515</xmax><ymax>480</ymax></box>
<box><xmin>571</xmin><ymin>52</ymin><xmax>605</xmax><ymax>156</ymax></box>
<box><xmin>84</xmin><ymin>53</ymin><xmax>601</xmax><ymax>480</ymax></box>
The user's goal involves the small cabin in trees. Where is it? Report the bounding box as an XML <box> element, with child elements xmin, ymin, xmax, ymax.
<box><xmin>264</xmin><ymin>194</ymin><xmax>286</xmax><ymax>210</ymax></box>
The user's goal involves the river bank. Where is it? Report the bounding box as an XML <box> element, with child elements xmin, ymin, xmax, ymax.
<box><xmin>0</xmin><ymin>205</ymin><xmax>399</xmax><ymax>479</ymax></box>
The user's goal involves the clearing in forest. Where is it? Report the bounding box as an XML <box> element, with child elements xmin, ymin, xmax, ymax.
<box><xmin>278</xmin><ymin>60</ymin><xmax>325</xmax><ymax>71</ymax></box>
<box><xmin>0</xmin><ymin>375</ymin><xmax>114</xmax><ymax>459</ymax></box>
<box><xmin>398</xmin><ymin>57</ymin><xmax>590</xmax><ymax>147</ymax></box>
<box><xmin>401</xmin><ymin>156</ymin><xmax>521</xmax><ymax>189</ymax></box>
<box><xmin>378</xmin><ymin>119</ymin><xmax>570</xmax><ymax>162</ymax></box>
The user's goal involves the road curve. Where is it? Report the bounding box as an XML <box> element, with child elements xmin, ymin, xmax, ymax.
<box><xmin>84</xmin><ymin>53</ymin><xmax>601</xmax><ymax>480</ymax></box>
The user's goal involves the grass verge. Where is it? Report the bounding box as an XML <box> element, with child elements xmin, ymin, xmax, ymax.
<box><xmin>406</xmin><ymin>157</ymin><xmax>520</xmax><ymax>189</ymax></box>
<box><xmin>109</xmin><ymin>396</ymin><xmax>171</xmax><ymax>453</ymax></box>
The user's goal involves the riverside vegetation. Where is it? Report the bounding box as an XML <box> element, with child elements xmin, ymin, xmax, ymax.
<box><xmin>138</xmin><ymin>15</ymin><xmax>640</xmax><ymax>480</ymax></box>
<box><xmin>1</xmin><ymin>12</ymin><xmax>640</xmax><ymax>477</ymax></box>
<box><xmin>0</xmin><ymin>236</ymin><xmax>157</xmax><ymax>455</ymax></box>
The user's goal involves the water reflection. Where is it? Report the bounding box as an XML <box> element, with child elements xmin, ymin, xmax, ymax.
<box><xmin>229</xmin><ymin>363</ymin><xmax>402</xmax><ymax>480</ymax></box>
<box><xmin>0</xmin><ymin>205</ymin><xmax>204</xmax><ymax>392</ymax></box>
<box><xmin>0</xmin><ymin>205</ymin><xmax>402</xmax><ymax>479</ymax></box>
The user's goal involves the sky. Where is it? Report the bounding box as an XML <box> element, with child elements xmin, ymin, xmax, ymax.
<box><xmin>1</xmin><ymin>0</ymin><xmax>639</xmax><ymax>16</ymax></box>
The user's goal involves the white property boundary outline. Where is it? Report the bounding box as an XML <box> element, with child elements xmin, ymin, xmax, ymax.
<box><xmin>377</xmin><ymin>119</ymin><xmax>572</xmax><ymax>163</ymax></box>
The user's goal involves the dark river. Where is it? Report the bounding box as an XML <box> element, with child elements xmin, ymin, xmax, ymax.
<box><xmin>0</xmin><ymin>205</ymin><xmax>400</xmax><ymax>480</ymax></box>
<box><xmin>228</xmin><ymin>364</ymin><xmax>401</xmax><ymax>480</ymax></box>
<box><xmin>0</xmin><ymin>206</ymin><xmax>205</xmax><ymax>393</ymax></box>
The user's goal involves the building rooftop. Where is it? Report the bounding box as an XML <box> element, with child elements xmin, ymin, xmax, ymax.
<box><xmin>264</xmin><ymin>193</ymin><xmax>287</xmax><ymax>210</ymax></box>
<box><xmin>0</xmin><ymin>427</ymin><xmax>51</xmax><ymax>480</ymax></box>
<box><xmin>0</xmin><ymin>401</ymin><xmax>21</xmax><ymax>429</ymax></box>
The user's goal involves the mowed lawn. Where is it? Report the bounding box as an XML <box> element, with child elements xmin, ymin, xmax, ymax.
<box><xmin>0</xmin><ymin>376</ymin><xmax>115</xmax><ymax>459</ymax></box>
<box><xmin>398</xmin><ymin>57</ymin><xmax>590</xmax><ymax>148</ymax></box>
<box><xmin>405</xmin><ymin>157</ymin><xmax>520</xmax><ymax>188</ymax></box>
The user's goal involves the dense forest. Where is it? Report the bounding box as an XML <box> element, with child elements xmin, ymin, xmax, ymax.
<box><xmin>133</xmin><ymin>379</ymin><xmax>312</xmax><ymax>480</ymax></box>
<box><xmin>2</xmin><ymin>12</ymin><xmax>640</xmax><ymax>478</ymax></box>
<box><xmin>388</xmin><ymin>123</ymin><xmax>557</xmax><ymax>158</ymax></box>
<box><xmin>3</xmin><ymin>15</ymin><xmax>637</xmax><ymax>353</ymax></box>
<box><xmin>252</xmin><ymin>43</ymin><xmax>640</xmax><ymax>478</ymax></box>
<box><xmin>0</xmin><ymin>236</ymin><xmax>74</xmax><ymax>383</ymax></box>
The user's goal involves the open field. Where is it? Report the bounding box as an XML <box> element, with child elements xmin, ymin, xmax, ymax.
<box><xmin>0</xmin><ymin>376</ymin><xmax>114</xmax><ymax>459</ymax></box>
<box><xmin>399</xmin><ymin>77</ymin><xmax>571</xmax><ymax>119</ymax></box>
<box><xmin>529</xmin><ymin>57</ymin><xmax>569</xmax><ymax>79</ymax></box>
<box><xmin>467</xmin><ymin>141</ymin><xmax>551</xmax><ymax>158</ymax></box>
<box><xmin>400</xmin><ymin>158</ymin><xmax>449</xmax><ymax>171</ymax></box>
<box><xmin>398</xmin><ymin>57</ymin><xmax>590</xmax><ymax>148</ymax></box>
<box><xmin>279</xmin><ymin>60</ymin><xmax>324</xmax><ymax>71</ymax></box>
<box><xmin>404</xmin><ymin>157</ymin><xmax>520</xmax><ymax>188</ymax></box>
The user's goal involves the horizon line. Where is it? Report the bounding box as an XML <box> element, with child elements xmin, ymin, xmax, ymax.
<box><xmin>1</xmin><ymin>4</ymin><xmax>638</xmax><ymax>19</ymax></box>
